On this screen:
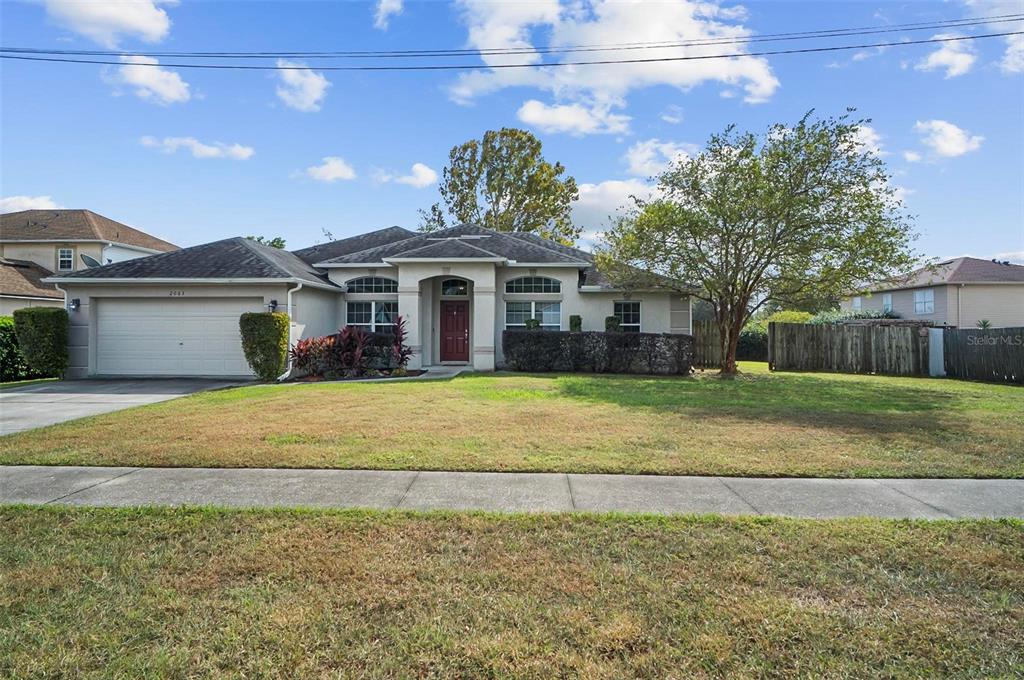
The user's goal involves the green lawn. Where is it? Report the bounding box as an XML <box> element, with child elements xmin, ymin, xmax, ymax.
<box><xmin>0</xmin><ymin>377</ymin><xmax>56</xmax><ymax>390</ymax></box>
<box><xmin>1</xmin><ymin>363</ymin><xmax>1021</xmax><ymax>477</ymax></box>
<box><xmin>1</xmin><ymin>506</ymin><xmax>1020</xmax><ymax>678</ymax></box>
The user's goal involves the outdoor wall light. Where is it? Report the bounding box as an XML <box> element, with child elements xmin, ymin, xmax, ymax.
<box><xmin>268</xmin><ymin>299</ymin><xmax>279</xmax><ymax>312</ymax></box>
<box><xmin>69</xmin><ymin>298</ymin><xmax>80</xmax><ymax>312</ymax></box>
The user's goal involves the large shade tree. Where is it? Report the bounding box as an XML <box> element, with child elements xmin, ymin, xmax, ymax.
<box><xmin>419</xmin><ymin>127</ymin><xmax>580</xmax><ymax>244</ymax></box>
<box><xmin>598</xmin><ymin>110</ymin><xmax>918</xmax><ymax>375</ymax></box>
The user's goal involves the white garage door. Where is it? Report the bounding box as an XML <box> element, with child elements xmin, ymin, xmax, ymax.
<box><xmin>96</xmin><ymin>298</ymin><xmax>264</xmax><ymax>376</ymax></box>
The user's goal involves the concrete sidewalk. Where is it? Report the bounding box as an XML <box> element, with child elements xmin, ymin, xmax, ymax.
<box><xmin>3</xmin><ymin>466</ymin><xmax>1022</xmax><ymax>518</ymax></box>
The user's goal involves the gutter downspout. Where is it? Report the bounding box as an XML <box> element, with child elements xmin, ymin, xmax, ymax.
<box><xmin>276</xmin><ymin>281</ymin><xmax>303</xmax><ymax>382</ymax></box>
<box><xmin>957</xmin><ymin>284</ymin><xmax>963</xmax><ymax>328</ymax></box>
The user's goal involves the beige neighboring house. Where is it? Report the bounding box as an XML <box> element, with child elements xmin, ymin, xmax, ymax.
<box><xmin>842</xmin><ymin>257</ymin><xmax>1024</xmax><ymax>328</ymax></box>
<box><xmin>0</xmin><ymin>209</ymin><xmax>178</xmax><ymax>315</ymax></box>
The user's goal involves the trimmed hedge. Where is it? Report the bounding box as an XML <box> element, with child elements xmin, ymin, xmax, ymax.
<box><xmin>239</xmin><ymin>312</ymin><xmax>290</xmax><ymax>381</ymax></box>
<box><xmin>569</xmin><ymin>315</ymin><xmax>582</xmax><ymax>332</ymax></box>
<box><xmin>503</xmin><ymin>329</ymin><xmax>693</xmax><ymax>375</ymax></box>
<box><xmin>0</xmin><ymin>315</ymin><xmax>36</xmax><ymax>382</ymax></box>
<box><xmin>12</xmin><ymin>307</ymin><xmax>68</xmax><ymax>378</ymax></box>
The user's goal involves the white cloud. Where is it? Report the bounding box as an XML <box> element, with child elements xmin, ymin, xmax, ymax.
<box><xmin>913</xmin><ymin>120</ymin><xmax>984</xmax><ymax>157</ymax></box>
<box><xmin>275</xmin><ymin>60</ymin><xmax>330</xmax><ymax>112</ymax></box>
<box><xmin>43</xmin><ymin>0</ymin><xmax>173</xmax><ymax>48</ymax></box>
<box><xmin>572</xmin><ymin>178</ymin><xmax>654</xmax><ymax>229</ymax></box>
<box><xmin>450</xmin><ymin>0</ymin><xmax>779</xmax><ymax>135</ymax></box>
<box><xmin>852</xmin><ymin>125</ymin><xmax>887</xmax><ymax>156</ymax></box>
<box><xmin>140</xmin><ymin>136</ymin><xmax>254</xmax><ymax>160</ymax></box>
<box><xmin>516</xmin><ymin>100</ymin><xmax>630</xmax><ymax>135</ymax></box>
<box><xmin>0</xmin><ymin>195</ymin><xmax>62</xmax><ymax>212</ymax></box>
<box><xmin>305</xmin><ymin>157</ymin><xmax>357</xmax><ymax>182</ymax></box>
<box><xmin>107</xmin><ymin>55</ymin><xmax>190</xmax><ymax>105</ymax></box>
<box><xmin>660</xmin><ymin>105</ymin><xmax>684</xmax><ymax>124</ymax></box>
<box><xmin>376</xmin><ymin>162</ymin><xmax>438</xmax><ymax>188</ymax></box>
<box><xmin>963</xmin><ymin>0</ymin><xmax>1024</xmax><ymax>74</ymax></box>
<box><xmin>993</xmin><ymin>250</ymin><xmax>1024</xmax><ymax>264</ymax></box>
<box><xmin>903</xmin><ymin>151</ymin><xmax>922</xmax><ymax>163</ymax></box>
<box><xmin>374</xmin><ymin>0</ymin><xmax>403</xmax><ymax>29</ymax></box>
<box><xmin>624</xmin><ymin>139</ymin><xmax>698</xmax><ymax>176</ymax></box>
<box><xmin>396</xmin><ymin>163</ymin><xmax>438</xmax><ymax>188</ymax></box>
<box><xmin>915</xmin><ymin>34</ymin><xmax>977</xmax><ymax>78</ymax></box>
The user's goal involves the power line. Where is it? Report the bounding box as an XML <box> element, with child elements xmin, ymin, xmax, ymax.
<box><xmin>1</xmin><ymin>32</ymin><xmax>1019</xmax><ymax>71</ymax></box>
<box><xmin>2</xmin><ymin>13</ymin><xmax>1021</xmax><ymax>60</ymax></box>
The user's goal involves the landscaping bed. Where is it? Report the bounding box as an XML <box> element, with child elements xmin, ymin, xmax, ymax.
<box><xmin>1</xmin><ymin>364</ymin><xmax>1021</xmax><ymax>478</ymax></box>
<box><xmin>2</xmin><ymin>506</ymin><xmax>1020</xmax><ymax>677</ymax></box>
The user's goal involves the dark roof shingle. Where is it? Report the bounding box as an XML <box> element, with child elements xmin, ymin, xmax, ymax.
<box><xmin>1</xmin><ymin>209</ymin><xmax>178</xmax><ymax>252</ymax></box>
<box><xmin>871</xmin><ymin>257</ymin><xmax>1024</xmax><ymax>291</ymax></box>
<box><xmin>50</xmin><ymin>237</ymin><xmax>336</xmax><ymax>287</ymax></box>
<box><xmin>292</xmin><ymin>226</ymin><xmax>415</xmax><ymax>264</ymax></box>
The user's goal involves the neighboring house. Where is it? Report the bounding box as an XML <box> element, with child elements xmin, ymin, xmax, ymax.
<box><xmin>0</xmin><ymin>257</ymin><xmax>64</xmax><ymax>315</ymax></box>
<box><xmin>47</xmin><ymin>224</ymin><xmax>695</xmax><ymax>378</ymax></box>
<box><xmin>842</xmin><ymin>257</ymin><xmax>1024</xmax><ymax>328</ymax></box>
<box><xmin>0</xmin><ymin>209</ymin><xmax>178</xmax><ymax>273</ymax></box>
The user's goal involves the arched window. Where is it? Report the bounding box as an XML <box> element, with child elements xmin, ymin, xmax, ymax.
<box><xmin>346</xmin><ymin>276</ymin><xmax>398</xmax><ymax>294</ymax></box>
<box><xmin>505</xmin><ymin>276</ymin><xmax>561</xmax><ymax>294</ymax></box>
<box><xmin>441</xmin><ymin>278</ymin><xmax>469</xmax><ymax>296</ymax></box>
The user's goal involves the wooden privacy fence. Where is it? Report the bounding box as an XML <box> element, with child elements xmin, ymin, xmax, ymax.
<box><xmin>767</xmin><ymin>322</ymin><xmax>929</xmax><ymax>376</ymax></box>
<box><xmin>942</xmin><ymin>327</ymin><xmax>1023</xmax><ymax>384</ymax></box>
<box><xmin>692</xmin><ymin>319</ymin><xmax>722</xmax><ymax>368</ymax></box>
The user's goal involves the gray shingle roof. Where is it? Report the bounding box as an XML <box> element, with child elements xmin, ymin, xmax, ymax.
<box><xmin>1</xmin><ymin>209</ymin><xmax>178</xmax><ymax>252</ymax></box>
<box><xmin>291</xmin><ymin>226</ymin><xmax>414</xmax><ymax>264</ymax></box>
<box><xmin>319</xmin><ymin>224</ymin><xmax>589</xmax><ymax>265</ymax></box>
<box><xmin>869</xmin><ymin>257</ymin><xmax>1024</xmax><ymax>291</ymax></box>
<box><xmin>0</xmin><ymin>258</ymin><xmax>62</xmax><ymax>299</ymax></box>
<box><xmin>49</xmin><ymin>237</ymin><xmax>336</xmax><ymax>287</ymax></box>
<box><xmin>387</xmin><ymin>239</ymin><xmax>503</xmax><ymax>259</ymax></box>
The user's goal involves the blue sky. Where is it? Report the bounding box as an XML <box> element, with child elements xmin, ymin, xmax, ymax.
<box><xmin>2</xmin><ymin>0</ymin><xmax>1022</xmax><ymax>263</ymax></box>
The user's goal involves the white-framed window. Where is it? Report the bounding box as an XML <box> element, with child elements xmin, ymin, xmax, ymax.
<box><xmin>346</xmin><ymin>277</ymin><xmax>397</xmax><ymax>294</ymax></box>
<box><xmin>441</xmin><ymin>278</ymin><xmax>469</xmax><ymax>296</ymax></box>
<box><xmin>505</xmin><ymin>301</ymin><xmax>561</xmax><ymax>330</ymax></box>
<box><xmin>505</xmin><ymin>276</ymin><xmax>561</xmax><ymax>294</ymax></box>
<box><xmin>346</xmin><ymin>300</ymin><xmax>397</xmax><ymax>333</ymax></box>
<box><xmin>914</xmin><ymin>288</ymin><xmax>934</xmax><ymax>315</ymax></box>
<box><xmin>851</xmin><ymin>296</ymin><xmax>862</xmax><ymax>311</ymax></box>
<box><xmin>57</xmin><ymin>248</ymin><xmax>74</xmax><ymax>271</ymax></box>
<box><xmin>882</xmin><ymin>293</ymin><xmax>893</xmax><ymax>313</ymax></box>
<box><xmin>614</xmin><ymin>301</ymin><xmax>641</xmax><ymax>332</ymax></box>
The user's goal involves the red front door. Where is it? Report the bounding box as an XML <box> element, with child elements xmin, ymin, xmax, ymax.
<box><xmin>440</xmin><ymin>300</ymin><xmax>470</xmax><ymax>362</ymax></box>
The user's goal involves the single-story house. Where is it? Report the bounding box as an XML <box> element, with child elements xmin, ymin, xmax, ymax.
<box><xmin>1</xmin><ymin>209</ymin><xmax>178</xmax><ymax>315</ymax></box>
<box><xmin>47</xmin><ymin>223</ymin><xmax>695</xmax><ymax>378</ymax></box>
<box><xmin>841</xmin><ymin>257</ymin><xmax>1024</xmax><ymax>328</ymax></box>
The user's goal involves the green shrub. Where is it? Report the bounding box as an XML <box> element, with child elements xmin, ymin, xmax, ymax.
<box><xmin>12</xmin><ymin>307</ymin><xmax>68</xmax><ymax>378</ymax></box>
<box><xmin>239</xmin><ymin>312</ymin><xmax>290</xmax><ymax>381</ymax></box>
<box><xmin>605</xmin><ymin>316</ymin><xmax>621</xmax><ymax>332</ymax></box>
<box><xmin>0</xmin><ymin>315</ymin><xmax>35</xmax><ymax>382</ymax></box>
<box><xmin>569</xmin><ymin>315</ymin><xmax>582</xmax><ymax>332</ymax></box>
<box><xmin>524</xmin><ymin>319</ymin><xmax>541</xmax><ymax>330</ymax></box>
<box><xmin>808</xmin><ymin>308</ymin><xmax>900</xmax><ymax>325</ymax></box>
<box><xmin>502</xmin><ymin>329</ymin><xmax>692</xmax><ymax>375</ymax></box>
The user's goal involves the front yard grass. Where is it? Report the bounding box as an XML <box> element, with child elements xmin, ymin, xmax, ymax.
<box><xmin>1</xmin><ymin>363</ymin><xmax>1021</xmax><ymax>477</ymax></box>
<box><xmin>2</xmin><ymin>506</ymin><xmax>1021</xmax><ymax>677</ymax></box>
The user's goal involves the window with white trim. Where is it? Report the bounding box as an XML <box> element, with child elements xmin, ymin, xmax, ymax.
<box><xmin>57</xmin><ymin>248</ymin><xmax>73</xmax><ymax>271</ymax></box>
<box><xmin>614</xmin><ymin>301</ymin><xmax>641</xmax><ymax>332</ymax></box>
<box><xmin>505</xmin><ymin>276</ymin><xmax>561</xmax><ymax>293</ymax></box>
<box><xmin>851</xmin><ymin>296</ymin><xmax>862</xmax><ymax>311</ymax></box>
<box><xmin>346</xmin><ymin>300</ymin><xmax>397</xmax><ymax>333</ymax></box>
<box><xmin>882</xmin><ymin>293</ymin><xmax>893</xmax><ymax>313</ymax></box>
<box><xmin>914</xmin><ymin>288</ymin><xmax>934</xmax><ymax>314</ymax></box>
<box><xmin>346</xmin><ymin>277</ymin><xmax>397</xmax><ymax>294</ymax></box>
<box><xmin>505</xmin><ymin>301</ymin><xmax>561</xmax><ymax>330</ymax></box>
<box><xmin>441</xmin><ymin>278</ymin><xmax>468</xmax><ymax>296</ymax></box>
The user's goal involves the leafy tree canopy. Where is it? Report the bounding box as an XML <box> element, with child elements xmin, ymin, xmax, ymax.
<box><xmin>246</xmin><ymin>236</ymin><xmax>286</xmax><ymax>249</ymax></box>
<box><xmin>598</xmin><ymin>110</ymin><xmax>918</xmax><ymax>374</ymax></box>
<box><xmin>420</xmin><ymin>128</ymin><xmax>580</xmax><ymax>244</ymax></box>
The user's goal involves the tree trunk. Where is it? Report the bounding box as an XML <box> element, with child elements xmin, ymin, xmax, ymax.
<box><xmin>720</xmin><ymin>315</ymin><xmax>744</xmax><ymax>376</ymax></box>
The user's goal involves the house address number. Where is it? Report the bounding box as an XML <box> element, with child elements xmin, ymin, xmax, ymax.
<box><xmin>168</xmin><ymin>290</ymin><xmax>186</xmax><ymax>297</ymax></box>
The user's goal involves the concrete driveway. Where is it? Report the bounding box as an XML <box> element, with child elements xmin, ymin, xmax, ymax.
<box><xmin>0</xmin><ymin>380</ymin><xmax>244</xmax><ymax>436</ymax></box>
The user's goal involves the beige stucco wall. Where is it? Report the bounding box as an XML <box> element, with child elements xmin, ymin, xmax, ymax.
<box><xmin>291</xmin><ymin>285</ymin><xmax>342</xmax><ymax>339</ymax></box>
<box><xmin>948</xmin><ymin>284</ymin><xmax>1024</xmax><ymax>328</ymax></box>
<box><xmin>60</xmin><ymin>282</ymin><xmax>291</xmax><ymax>378</ymax></box>
<box><xmin>0</xmin><ymin>296</ymin><xmax>63</xmax><ymax>315</ymax></box>
<box><xmin>844</xmin><ymin>283</ymin><xmax>1024</xmax><ymax>327</ymax></box>
<box><xmin>1</xmin><ymin>242</ymin><xmax>103</xmax><ymax>273</ymax></box>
